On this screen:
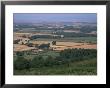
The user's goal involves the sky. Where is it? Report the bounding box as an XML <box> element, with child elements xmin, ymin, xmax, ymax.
<box><xmin>13</xmin><ymin>13</ymin><xmax>97</xmax><ymax>23</ymax></box>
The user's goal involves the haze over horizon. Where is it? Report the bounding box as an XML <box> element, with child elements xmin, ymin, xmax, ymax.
<box><xmin>14</xmin><ymin>13</ymin><xmax>97</xmax><ymax>23</ymax></box>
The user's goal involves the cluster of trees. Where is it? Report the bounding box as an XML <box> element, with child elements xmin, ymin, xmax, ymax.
<box><xmin>52</xmin><ymin>41</ymin><xmax>56</xmax><ymax>45</ymax></box>
<box><xmin>60</xmin><ymin>48</ymin><xmax>97</xmax><ymax>59</ymax></box>
<box><xmin>56</xmin><ymin>32</ymin><xmax>96</xmax><ymax>37</ymax></box>
<box><xmin>29</xmin><ymin>35</ymin><xmax>52</xmax><ymax>40</ymax></box>
<box><xmin>26</xmin><ymin>41</ymin><xmax>57</xmax><ymax>49</ymax></box>
<box><xmin>38</xmin><ymin>43</ymin><xmax>50</xmax><ymax>49</ymax></box>
<box><xmin>14</xmin><ymin>48</ymin><xmax>97</xmax><ymax>70</ymax></box>
<box><xmin>26</xmin><ymin>43</ymin><xmax>33</xmax><ymax>47</ymax></box>
<box><xmin>80</xmin><ymin>26</ymin><xmax>97</xmax><ymax>33</ymax></box>
<box><xmin>14</xmin><ymin>56</ymin><xmax>30</xmax><ymax>70</ymax></box>
<box><xmin>16</xmin><ymin>51</ymin><xmax>24</xmax><ymax>56</ymax></box>
<box><xmin>29</xmin><ymin>35</ymin><xmax>62</xmax><ymax>40</ymax></box>
<box><xmin>27</xmin><ymin>43</ymin><xmax>50</xmax><ymax>49</ymax></box>
<box><xmin>13</xmin><ymin>39</ymin><xmax>20</xmax><ymax>44</ymax></box>
<box><xmin>29</xmin><ymin>32</ymin><xmax>96</xmax><ymax>40</ymax></box>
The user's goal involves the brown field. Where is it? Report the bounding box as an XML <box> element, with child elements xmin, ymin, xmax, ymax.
<box><xmin>53</xmin><ymin>43</ymin><xmax>96</xmax><ymax>50</ymax></box>
<box><xmin>14</xmin><ymin>40</ymin><xmax>96</xmax><ymax>51</ymax></box>
<box><xmin>14</xmin><ymin>32</ymin><xmax>31</xmax><ymax>36</ymax></box>
<box><xmin>34</xmin><ymin>41</ymin><xmax>96</xmax><ymax>50</ymax></box>
<box><xmin>14</xmin><ymin>44</ymin><xmax>35</xmax><ymax>51</ymax></box>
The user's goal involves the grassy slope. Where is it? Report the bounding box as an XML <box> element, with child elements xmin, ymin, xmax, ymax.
<box><xmin>14</xmin><ymin>58</ymin><xmax>97</xmax><ymax>75</ymax></box>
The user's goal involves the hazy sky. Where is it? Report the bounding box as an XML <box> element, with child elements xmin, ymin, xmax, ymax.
<box><xmin>13</xmin><ymin>13</ymin><xmax>97</xmax><ymax>23</ymax></box>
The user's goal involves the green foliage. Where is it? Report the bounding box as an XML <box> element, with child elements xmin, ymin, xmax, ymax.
<box><xmin>26</xmin><ymin>43</ymin><xmax>33</xmax><ymax>47</ymax></box>
<box><xmin>16</xmin><ymin>51</ymin><xmax>24</xmax><ymax>56</ymax></box>
<box><xmin>30</xmin><ymin>56</ymin><xmax>44</xmax><ymax>68</ymax></box>
<box><xmin>56</xmin><ymin>32</ymin><xmax>96</xmax><ymax>38</ymax></box>
<box><xmin>60</xmin><ymin>48</ymin><xmax>97</xmax><ymax>60</ymax></box>
<box><xmin>14</xmin><ymin>58</ymin><xmax>97</xmax><ymax>75</ymax></box>
<box><xmin>29</xmin><ymin>35</ymin><xmax>52</xmax><ymax>40</ymax></box>
<box><xmin>38</xmin><ymin>43</ymin><xmax>50</xmax><ymax>49</ymax></box>
<box><xmin>28</xmin><ymin>31</ymin><xmax>96</xmax><ymax>40</ymax></box>
<box><xmin>80</xmin><ymin>26</ymin><xmax>97</xmax><ymax>33</ymax></box>
<box><xmin>38</xmin><ymin>51</ymin><xmax>60</xmax><ymax>58</ymax></box>
<box><xmin>31</xmin><ymin>37</ymin><xmax>96</xmax><ymax>44</ymax></box>
<box><xmin>52</xmin><ymin>41</ymin><xmax>56</xmax><ymax>45</ymax></box>
<box><xmin>13</xmin><ymin>39</ymin><xmax>20</xmax><ymax>44</ymax></box>
<box><xmin>44</xmin><ymin>56</ymin><xmax>55</xmax><ymax>66</ymax></box>
<box><xmin>35</xmin><ymin>44</ymin><xmax>39</xmax><ymax>48</ymax></box>
<box><xmin>14</xmin><ymin>56</ymin><xmax>30</xmax><ymax>70</ymax></box>
<box><xmin>14</xmin><ymin>49</ymin><xmax>97</xmax><ymax>75</ymax></box>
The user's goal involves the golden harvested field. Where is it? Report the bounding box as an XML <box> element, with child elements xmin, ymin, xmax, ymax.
<box><xmin>14</xmin><ymin>44</ymin><xmax>35</xmax><ymax>51</ymax></box>
<box><xmin>13</xmin><ymin>32</ymin><xmax>97</xmax><ymax>51</ymax></box>
<box><xmin>31</xmin><ymin>41</ymin><xmax>52</xmax><ymax>45</ymax></box>
<box><xmin>32</xmin><ymin>41</ymin><xmax>97</xmax><ymax>50</ymax></box>
<box><xmin>14</xmin><ymin>32</ymin><xmax>31</xmax><ymax>36</ymax></box>
<box><xmin>14</xmin><ymin>40</ymin><xmax>96</xmax><ymax>51</ymax></box>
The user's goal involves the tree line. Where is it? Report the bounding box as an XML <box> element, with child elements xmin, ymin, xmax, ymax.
<box><xmin>14</xmin><ymin>48</ymin><xmax>97</xmax><ymax>70</ymax></box>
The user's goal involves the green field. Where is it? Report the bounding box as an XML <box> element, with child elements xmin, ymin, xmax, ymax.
<box><xmin>14</xmin><ymin>58</ymin><xmax>97</xmax><ymax>75</ymax></box>
<box><xmin>33</xmin><ymin>37</ymin><xmax>97</xmax><ymax>43</ymax></box>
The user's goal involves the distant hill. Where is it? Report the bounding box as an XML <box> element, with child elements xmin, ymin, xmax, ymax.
<box><xmin>13</xmin><ymin>22</ymin><xmax>97</xmax><ymax>34</ymax></box>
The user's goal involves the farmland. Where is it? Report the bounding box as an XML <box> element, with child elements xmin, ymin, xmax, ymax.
<box><xmin>14</xmin><ymin>32</ymin><xmax>97</xmax><ymax>51</ymax></box>
<box><xmin>13</xmin><ymin>20</ymin><xmax>97</xmax><ymax>75</ymax></box>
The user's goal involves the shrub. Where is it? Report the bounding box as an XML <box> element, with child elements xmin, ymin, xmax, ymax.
<box><xmin>30</xmin><ymin>56</ymin><xmax>44</xmax><ymax>68</ymax></box>
<box><xmin>14</xmin><ymin>56</ymin><xmax>30</xmax><ymax>70</ymax></box>
<box><xmin>16</xmin><ymin>51</ymin><xmax>24</xmax><ymax>56</ymax></box>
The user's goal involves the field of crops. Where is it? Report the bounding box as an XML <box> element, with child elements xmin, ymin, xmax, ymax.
<box><xmin>33</xmin><ymin>37</ymin><xmax>97</xmax><ymax>43</ymax></box>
